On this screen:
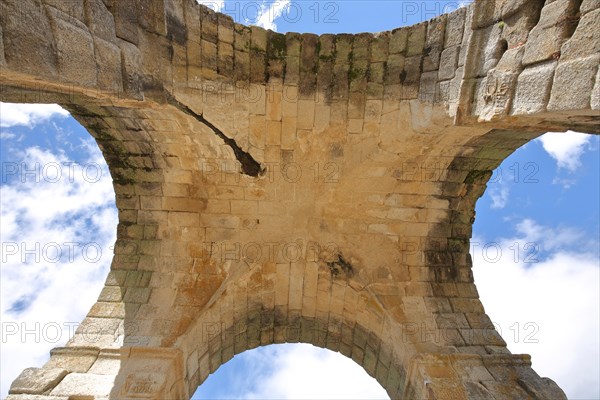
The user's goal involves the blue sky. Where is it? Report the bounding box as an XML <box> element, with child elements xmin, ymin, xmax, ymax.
<box><xmin>1</xmin><ymin>1</ymin><xmax>599</xmax><ymax>399</ymax></box>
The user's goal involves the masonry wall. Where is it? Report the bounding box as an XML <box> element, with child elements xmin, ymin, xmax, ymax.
<box><xmin>1</xmin><ymin>0</ymin><xmax>598</xmax><ymax>398</ymax></box>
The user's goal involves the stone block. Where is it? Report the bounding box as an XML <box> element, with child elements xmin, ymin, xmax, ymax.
<box><xmin>499</xmin><ymin>0</ymin><xmax>534</xmax><ymax>19</ymax></box>
<box><xmin>423</xmin><ymin>16</ymin><xmax>446</xmax><ymax>71</ymax></box>
<box><xmin>559</xmin><ymin>8</ymin><xmax>600</xmax><ymax>61</ymax></box>
<box><xmin>438</xmin><ymin>46</ymin><xmax>460</xmax><ymax>81</ymax></box>
<box><xmin>419</xmin><ymin>71</ymin><xmax>439</xmax><ymax>103</ymax></box>
<box><xmin>45</xmin><ymin>0</ymin><xmax>85</xmax><ymax>21</ymax></box>
<box><xmin>511</xmin><ymin>61</ymin><xmax>557</xmax><ymax>114</ymax></box>
<box><xmin>385</xmin><ymin>54</ymin><xmax>405</xmax><ymax>85</ymax></box>
<box><xmin>50</xmin><ymin>373</ymin><xmax>115</xmax><ymax>397</ymax></box>
<box><xmin>581</xmin><ymin>0</ymin><xmax>600</xmax><ymax>14</ymax></box>
<box><xmin>468</xmin><ymin>23</ymin><xmax>504</xmax><ymax>78</ymax></box>
<box><xmin>137</xmin><ymin>0</ymin><xmax>167</xmax><ymax>35</ymax></box>
<box><xmin>536</xmin><ymin>0</ymin><xmax>579</xmax><ymax>28</ymax></box>
<box><xmin>85</xmin><ymin>0</ymin><xmax>116</xmax><ymax>42</ymax></box>
<box><xmin>112</xmin><ymin>0</ymin><xmax>139</xmax><ymax>45</ymax></box>
<box><xmin>47</xmin><ymin>6</ymin><xmax>97</xmax><ymax>87</ymax></box>
<box><xmin>0</xmin><ymin>0</ymin><xmax>58</xmax><ymax>77</ymax></box>
<box><xmin>9</xmin><ymin>367</ymin><xmax>68</xmax><ymax>395</ymax></box>
<box><xmin>200</xmin><ymin>6</ymin><xmax>218</xmax><ymax>43</ymax></box>
<box><xmin>118</xmin><ymin>39</ymin><xmax>144</xmax><ymax>100</ymax></box>
<box><xmin>46</xmin><ymin>347</ymin><xmax>100</xmax><ymax>373</ymax></box>
<box><xmin>522</xmin><ymin>24</ymin><xmax>567</xmax><ymax>65</ymax></box>
<box><xmin>389</xmin><ymin>28</ymin><xmax>407</xmax><ymax>54</ymax></box>
<box><xmin>94</xmin><ymin>37</ymin><xmax>123</xmax><ymax>94</ymax></box>
<box><xmin>500</xmin><ymin>1</ymin><xmax>544</xmax><ymax>47</ymax></box>
<box><xmin>548</xmin><ymin>55</ymin><xmax>599</xmax><ymax>111</ymax></box>
<box><xmin>166</xmin><ymin>3</ymin><xmax>187</xmax><ymax>46</ymax></box>
<box><xmin>406</xmin><ymin>22</ymin><xmax>426</xmax><ymax>56</ymax></box>
<box><xmin>218</xmin><ymin>14</ymin><xmax>234</xmax><ymax>45</ymax></box>
<box><xmin>371</xmin><ymin>33</ymin><xmax>389</xmax><ymax>62</ymax></box>
<box><xmin>471</xmin><ymin>0</ymin><xmax>498</xmax><ymax>28</ymax></box>
<box><xmin>445</xmin><ymin>8</ymin><xmax>466</xmax><ymax>48</ymax></box>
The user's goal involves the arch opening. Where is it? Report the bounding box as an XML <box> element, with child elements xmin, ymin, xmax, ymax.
<box><xmin>2</xmin><ymin>0</ymin><xmax>599</xmax><ymax>398</ymax></box>
<box><xmin>0</xmin><ymin>102</ymin><xmax>118</xmax><ymax>397</ymax></box>
<box><xmin>191</xmin><ymin>343</ymin><xmax>389</xmax><ymax>399</ymax></box>
<box><xmin>471</xmin><ymin>130</ymin><xmax>600</xmax><ymax>400</ymax></box>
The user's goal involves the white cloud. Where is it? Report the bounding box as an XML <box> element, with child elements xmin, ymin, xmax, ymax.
<box><xmin>537</xmin><ymin>131</ymin><xmax>592</xmax><ymax>172</ymax></box>
<box><xmin>0</xmin><ymin>132</ymin><xmax>16</xmax><ymax>140</ymax></box>
<box><xmin>249</xmin><ymin>0</ymin><xmax>291</xmax><ymax>31</ymax></box>
<box><xmin>0</xmin><ymin>103</ymin><xmax>69</xmax><ymax>128</ymax></box>
<box><xmin>488</xmin><ymin>180</ymin><xmax>510</xmax><ymax>209</ymax></box>
<box><xmin>0</xmin><ymin>129</ymin><xmax>116</xmax><ymax>397</ymax></box>
<box><xmin>196</xmin><ymin>0</ymin><xmax>225</xmax><ymax>12</ymax></box>
<box><xmin>199</xmin><ymin>344</ymin><xmax>389</xmax><ymax>399</ymax></box>
<box><xmin>472</xmin><ymin>220</ymin><xmax>600</xmax><ymax>400</ymax></box>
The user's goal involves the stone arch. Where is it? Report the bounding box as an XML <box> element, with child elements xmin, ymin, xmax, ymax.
<box><xmin>3</xmin><ymin>0</ymin><xmax>599</xmax><ymax>398</ymax></box>
<box><xmin>176</xmin><ymin>260</ymin><xmax>403</xmax><ymax>398</ymax></box>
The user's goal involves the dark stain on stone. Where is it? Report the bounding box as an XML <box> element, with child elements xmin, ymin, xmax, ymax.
<box><xmin>327</xmin><ymin>254</ymin><xmax>354</xmax><ymax>278</ymax></box>
<box><xmin>399</xmin><ymin>69</ymin><xmax>407</xmax><ymax>84</ymax></box>
<box><xmin>166</xmin><ymin>13</ymin><xmax>188</xmax><ymax>46</ymax></box>
<box><xmin>166</xmin><ymin>93</ymin><xmax>265</xmax><ymax>177</ymax></box>
<box><xmin>330</xmin><ymin>143</ymin><xmax>344</xmax><ymax>158</ymax></box>
<box><xmin>464</xmin><ymin>169</ymin><xmax>492</xmax><ymax>184</ymax></box>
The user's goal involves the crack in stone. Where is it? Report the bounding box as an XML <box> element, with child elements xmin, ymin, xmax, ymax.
<box><xmin>165</xmin><ymin>94</ymin><xmax>265</xmax><ymax>177</ymax></box>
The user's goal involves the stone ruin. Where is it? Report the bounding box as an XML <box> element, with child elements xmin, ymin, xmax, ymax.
<box><xmin>1</xmin><ymin>0</ymin><xmax>598</xmax><ymax>398</ymax></box>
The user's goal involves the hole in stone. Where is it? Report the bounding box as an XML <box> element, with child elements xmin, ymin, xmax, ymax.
<box><xmin>472</xmin><ymin>130</ymin><xmax>599</xmax><ymax>400</ymax></box>
<box><xmin>494</xmin><ymin>39</ymin><xmax>509</xmax><ymax>60</ymax></box>
<box><xmin>0</xmin><ymin>103</ymin><xmax>117</xmax><ymax>397</ymax></box>
<box><xmin>562</xmin><ymin>0</ymin><xmax>584</xmax><ymax>40</ymax></box>
<box><xmin>191</xmin><ymin>343</ymin><xmax>389</xmax><ymax>399</ymax></box>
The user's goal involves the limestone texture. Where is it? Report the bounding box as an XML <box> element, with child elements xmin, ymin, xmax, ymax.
<box><xmin>2</xmin><ymin>0</ymin><xmax>598</xmax><ymax>398</ymax></box>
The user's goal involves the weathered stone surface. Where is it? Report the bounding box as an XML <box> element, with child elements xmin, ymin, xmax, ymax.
<box><xmin>110</xmin><ymin>0</ymin><xmax>139</xmax><ymax>45</ymax></box>
<box><xmin>423</xmin><ymin>16</ymin><xmax>446</xmax><ymax>72</ymax></box>
<box><xmin>445</xmin><ymin>8</ymin><xmax>466</xmax><ymax>48</ymax></box>
<box><xmin>46</xmin><ymin>6</ymin><xmax>97</xmax><ymax>87</ymax></box>
<box><xmin>406</xmin><ymin>22</ymin><xmax>427</xmax><ymax>57</ymax></box>
<box><xmin>1</xmin><ymin>0</ymin><xmax>596</xmax><ymax>399</ymax></box>
<box><xmin>49</xmin><ymin>373</ymin><xmax>115</xmax><ymax>397</ymax></box>
<box><xmin>522</xmin><ymin>0</ymin><xmax>580</xmax><ymax>65</ymax></box>
<box><xmin>592</xmin><ymin>68</ymin><xmax>600</xmax><ymax>110</ymax></box>
<box><xmin>559</xmin><ymin>8</ymin><xmax>600</xmax><ymax>60</ymax></box>
<box><xmin>468</xmin><ymin>23</ymin><xmax>505</xmax><ymax>78</ymax></box>
<box><xmin>85</xmin><ymin>0</ymin><xmax>117</xmax><ymax>43</ymax></box>
<box><xmin>9</xmin><ymin>368</ymin><xmax>68</xmax><ymax>395</ymax></box>
<box><xmin>94</xmin><ymin>37</ymin><xmax>123</xmax><ymax>93</ymax></box>
<box><xmin>45</xmin><ymin>0</ymin><xmax>85</xmax><ymax>22</ymax></box>
<box><xmin>0</xmin><ymin>0</ymin><xmax>58</xmax><ymax>77</ymax></box>
<box><xmin>45</xmin><ymin>347</ymin><xmax>99</xmax><ymax>373</ymax></box>
<box><xmin>118</xmin><ymin>39</ymin><xmax>143</xmax><ymax>100</ymax></box>
<box><xmin>500</xmin><ymin>0</ymin><xmax>544</xmax><ymax>47</ymax></box>
<box><xmin>547</xmin><ymin>55</ymin><xmax>599</xmax><ymax>111</ymax></box>
<box><xmin>511</xmin><ymin>61</ymin><xmax>557</xmax><ymax>114</ymax></box>
<box><xmin>0</xmin><ymin>23</ymin><xmax>5</xmax><ymax>66</ymax></box>
<box><xmin>439</xmin><ymin>46</ymin><xmax>461</xmax><ymax>80</ymax></box>
<box><xmin>581</xmin><ymin>0</ymin><xmax>600</xmax><ymax>14</ymax></box>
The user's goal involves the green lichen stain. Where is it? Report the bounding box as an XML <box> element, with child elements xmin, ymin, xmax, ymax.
<box><xmin>267</xmin><ymin>33</ymin><xmax>287</xmax><ymax>60</ymax></box>
<box><xmin>464</xmin><ymin>170</ymin><xmax>492</xmax><ymax>184</ymax></box>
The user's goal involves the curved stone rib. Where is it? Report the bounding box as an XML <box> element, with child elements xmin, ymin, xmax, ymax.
<box><xmin>165</xmin><ymin>92</ymin><xmax>265</xmax><ymax>177</ymax></box>
<box><xmin>2</xmin><ymin>0</ymin><xmax>598</xmax><ymax>399</ymax></box>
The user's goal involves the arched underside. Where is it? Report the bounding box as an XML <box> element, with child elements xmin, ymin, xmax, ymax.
<box><xmin>2</xmin><ymin>0</ymin><xmax>598</xmax><ymax>398</ymax></box>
